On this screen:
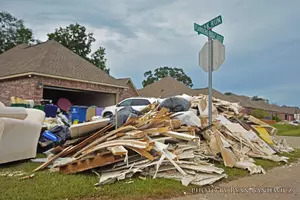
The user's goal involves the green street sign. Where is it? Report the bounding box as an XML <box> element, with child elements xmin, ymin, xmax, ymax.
<box><xmin>201</xmin><ymin>15</ymin><xmax>222</xmax><ymax>30</ymax></box>
<box><xmin>194</xmin><ymin>23</ymin><xmax>224</xmax><ymax>43</ymax></box>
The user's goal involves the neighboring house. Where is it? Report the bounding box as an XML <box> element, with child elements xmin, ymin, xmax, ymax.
<box><xmin>194</xmin><ymin>88</ymin><xmax>236</xmax><ymax>102</ymax></box>
<box><xmin>278</xmin><ymin>106</ymin><xmax>298</xmax><ymax>121</ymax></box>
<box><xmin>117</xmin><ymin>78</ymin><xmax>140</xmax><ymax>100</ymax></box>
<box><xmin>0</xmin><ymin>40</ymin><xmax>137</xmax><ymax>107</ymax></box>
<box><xmin>138</xmin><ymin>76</ymin><xmax>197</xmax><ymax>98</ymax></box>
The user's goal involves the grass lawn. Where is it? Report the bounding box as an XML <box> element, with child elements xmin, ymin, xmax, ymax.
<box><xmin>1</xmin><ymin>150</ymin><xmax>300</xmax><ymax>200</ymax></box>
<box><xmin>273</xmin><ymin>124</ymin><xmax>300</xmax><ymax>136</ymax></box>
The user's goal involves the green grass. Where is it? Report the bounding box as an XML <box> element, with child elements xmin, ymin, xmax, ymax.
<box><xmin>1</xmin><ymin>150</ymin><xmax>300</xmax><ymax>200</ymax></box>
<box><xmin>273</xmin><ymin>124</ymin><xmax>300</xmax><ymax>136</ymax></box>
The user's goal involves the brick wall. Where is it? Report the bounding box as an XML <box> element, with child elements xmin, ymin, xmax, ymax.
<box><xmin>118</xmin><ymin>81</ymin><xmax>139</xmax><ymax>102</ymax></box>
<box><xmin>278</xmin><ymin>113</ymin><xmax>287</xmax><ymax>121</ymax></box>
<box><xmin>0</xmin><ymin>76</ymin><xmax>37</xmax><ymax>105</ymax></box>
<box><xmin>0</xmin><ymin>75</ymin><xmax>138</xmax><ymax>106</ymax></box>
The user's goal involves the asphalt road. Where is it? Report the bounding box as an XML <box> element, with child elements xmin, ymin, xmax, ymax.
<box><xmin>169</xmin><ymin>161</ymin><xmax>300</xmax><ymax>200</ymax></box>
<box><xmin>169</xmin><ymin>136</ymin><xmax>300</xmax><ymax>200</ymax></box>
<box><xmin>276</xmin><ymin>136</ymin><xmax>300</xmax><ymax>149</ymax></box>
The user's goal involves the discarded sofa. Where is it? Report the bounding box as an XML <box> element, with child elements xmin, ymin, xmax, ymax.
<box><xmin>0</xmin><ymin>102</ymin><xmax>45</xmax><ymax>164</ymax></box>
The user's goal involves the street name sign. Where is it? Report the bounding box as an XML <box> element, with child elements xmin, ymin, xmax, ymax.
<box><xmin>201</xmin><ymin>15</ymin><xmax>222</xmax><ymax>30</ymax></box>
<box><xmin>194</xmin><ymin>23</ymin><xmax>224</xmax><ymax>43</ymax></box>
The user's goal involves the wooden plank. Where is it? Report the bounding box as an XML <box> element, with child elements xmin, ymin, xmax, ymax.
<box><xmin>73</xmin><ymin>125</ymin><xmax>137</xmax><ymax>158</ymax></box>
<box><xmin>62</xmin><ymin>124</ymin><xmax>113</xmax><ymax>157</ymax></box>
<box><xmin>58</xmin><ymin>153</ymin><xmax>122</xmax><ymax>174</ymax></box>
<box><xmin>33</xmin><ymin>146</ymin><xmax>73</xmax><ymax>172</ymax></box>
<box><xmin>127</xmin><ymin>147</ymin><xmax>155</xmax><ymax>161</ymax></box>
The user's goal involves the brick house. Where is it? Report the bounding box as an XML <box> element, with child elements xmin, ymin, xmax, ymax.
<box><xmin>0</xmin><ymin>40</ymin><xmax>138</xmax><ymax>107</ymax></box>
<box><xmin>138</xmin><ymin>76</ymin><xmax>197</xmax><ymax>98</ymax></box>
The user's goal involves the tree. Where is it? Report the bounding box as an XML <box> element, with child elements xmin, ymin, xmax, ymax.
<box><xmin>224</xmin><ymin>92</ymin><xmax>234</xmax><ymax>96</ymax></box>
<box><xmin>89</xmin><ymin>47</ymin><xmax>109</xmax><ymax>73</ymax></box>
<box><xmin>0</xmin><ymin>11</ymin><xmax>34</xmax><ymax>54</ymax></box>
<box><xmin>251</xmin><ymin>95</ymin><xmax>269</xmax><ymax>103</ymax></box>
<box><xmin>142</xmin><ymin>66</ymin><xmax>193</xmax><ymax>87</ymax></box>
<box><xmin>47</xmin><ymin>23</ymin><xmax>109</xmax><ymax>73</ymax></box>
<box><xmin>251</xmin><ymin>109</ymin><xmax>269</xmax><ymax>119</ymax></box>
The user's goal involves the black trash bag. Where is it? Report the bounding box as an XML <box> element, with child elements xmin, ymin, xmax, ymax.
<box><xmin>158</xmin><ymin>97</ymin><xmax>191</xmax><ymax>112</ymax></box>
<box><xmin>49</xmin><ymin>125</ymin><xmax>71</xmax><ymax>144</ymax></box>
<box><xmin>37</xmin><ymin>125</ymin><xmax>70</xmax><ymax>153</ymax></box>
<box><xmin>110</xmin><ymin>106</ymin><xmax>142</xmax><ymax>128</ymax></box>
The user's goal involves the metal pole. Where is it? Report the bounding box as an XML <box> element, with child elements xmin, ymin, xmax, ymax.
<box><xmin>208</xmin><ymin>37</ymin><xmax>213</xmax><ymax>126</ymax></box>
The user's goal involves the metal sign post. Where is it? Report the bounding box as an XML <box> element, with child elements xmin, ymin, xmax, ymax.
<box><xmin>208</xmin><ymin>37</ymin><xmax>213</xmax><ymax>126</ymax></box>
<box><xmin>194</xmin><ymin>15</ymin><xmax>225</xmax><ymax>127</ymax></box>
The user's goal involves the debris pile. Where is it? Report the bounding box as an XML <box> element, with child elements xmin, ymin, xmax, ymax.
<box><xmin>33</xmin><ymin>94</ymin><xmax>293</xmax><ymax>187</ymax></box>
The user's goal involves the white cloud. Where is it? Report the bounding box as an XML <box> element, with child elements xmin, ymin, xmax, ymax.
<box><xmin>2</xmin><ymin>0</ymin><xmax>300</xmax><ymax>105</ymax></box>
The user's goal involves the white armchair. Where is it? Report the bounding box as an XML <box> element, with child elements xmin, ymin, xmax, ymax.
<box><xmin>0</xmin><ymin>102</ymin><xmax>45</xmax><ymax>164</ymax></box>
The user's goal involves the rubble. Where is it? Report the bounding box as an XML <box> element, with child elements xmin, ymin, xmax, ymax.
<box><xmin>32</xmin><ymin>94</ymin><xmax>294</xmax><ymax>187</ymax></box>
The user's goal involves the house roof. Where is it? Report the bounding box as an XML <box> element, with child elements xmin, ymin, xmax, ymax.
<box><xmin>138</xmin><ymin>76</ymin><xmax>197</xmax><ymax>98</ymax></box>
<box><xmin>0</xmin><ymin>40</ymin><xmax>126</xmax><ymax>88</ymax></box>
<box><xmin>280</xmin><ymin>106</ymin><xmax>299</xmax><ymax>115</ymax></box>
<box><xmin>117</xmin><ymin>78</ymin><xmax>131</xmax><ymax>85</ymax></box>
<box><xmin>224</xmin><ymin>94</ymin><xmax>265</xmax><ymax>110</ymax></box>
<box><xmin>117</xmin><ymin>78</ymin><xmax>140</xmax><ymax>96</ymax></box>
<box><xmin>193</xmin><ymin>88</ymin><xmax>235</xmax><ymax>102</ymax></box>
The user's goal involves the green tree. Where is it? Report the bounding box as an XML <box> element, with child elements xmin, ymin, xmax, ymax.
<box><xmin>47</xmin><ymin>23</ymin><xmax>109</xmax><ymax>73</ymax></box>
<box><xmin>88</xmin><ymin>47</ymin><xmax>109</xmax><ymax>73</ymax></box>
<box><xmin>224</xmin><ymin>92</ymin><xmax>234</xmax><ymax>96</ymax></box>
<box><xmin>0</xmin><ymin>11</ymin><xmax>34</xmax><ymax>54</ymax></box>
<box><xmin>142</xmin><ymin>66</ymin><xmax>193</xmax><ymax>87</ymax></box>
<box><xmin>251</xmin><ymin>109</ymin><xmax>269</xmax><ymax>119</ymax></box>
<box><xmin>251</xmin><ymin>96</ymin><xmax>269</xmax><ymax>103</ymax></box>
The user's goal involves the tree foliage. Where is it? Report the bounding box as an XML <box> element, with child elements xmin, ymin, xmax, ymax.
<box><xmin>47</xmin><ymin>23</ymin><xmax>110</xmax><ymax>73</ymax></box>
<box><xmin>142</xmin><ymin>67</ymin><xmax>193</xmax><ymax>88</ymax></box>
<box><xmin>251</xmin><ymin>95</ymin><xmax>269</xmax><ymax>103</ymax></box>
<box><xmin>251</xmin><ymin>109</ymin><xmax>269</xmax><ymax>119</ymax></box>
<box><xmin>0</xmin><ymin>11</ymin><xmax>34</xmax><ymax>54</ymax></box>
<box><xmin>224</xmin><ymin>92</ymin><xmax>234</xmax><ymax>96</ymax></box>
<box><xmin>88</xmin><ymin>47</ymin><xmax>109</xmax><ymax>73</ymax></box>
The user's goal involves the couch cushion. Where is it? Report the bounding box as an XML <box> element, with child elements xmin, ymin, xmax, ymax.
<box><xmin>0</xmin><ymin>107</ymin><xmax>28</xmax><ymax>120</ymax></box>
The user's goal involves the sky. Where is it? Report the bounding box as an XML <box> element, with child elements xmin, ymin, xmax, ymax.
<box><xmin>1</xmin><ymin>0</ymin><xmax>300</xmax><ymax>106</ymax></box>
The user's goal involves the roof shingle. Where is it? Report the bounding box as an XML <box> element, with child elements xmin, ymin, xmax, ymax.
<box><xmin>138</xmin><ymin>76</ymin><xmax>197</xmax><ymax>98</ymax></box>
<box><xmin>0</xmin><ymin>40</ymin><xmax>125</xmax><ymax>88</ymax></box>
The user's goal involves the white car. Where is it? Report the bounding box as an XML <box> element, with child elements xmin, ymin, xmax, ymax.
<box><xmin>101</xmin><ymin>97</ymin><xmax>163</xmax><ymax>118</ymax></box>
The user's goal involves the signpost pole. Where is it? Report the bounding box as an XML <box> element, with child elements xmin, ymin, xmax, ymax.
<box><xmin>194</xmin><ymin>15</ymin><xmax>224</xmax><ymax>127</ymax></box>
<box><xmin>208</xmin><ymin>37</ymin><xmax>213</xmax><ymax>126</ymax></box>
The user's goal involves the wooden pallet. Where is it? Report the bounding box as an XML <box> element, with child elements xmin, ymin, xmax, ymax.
<box><xmin>57</xmin><ymin>153</ymin><xmax>122</xmax><ymax>174</ymax></box>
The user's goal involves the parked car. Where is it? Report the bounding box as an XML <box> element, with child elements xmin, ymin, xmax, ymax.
<box><xmin>101</xmin><ymin>97</ymin><xmax>163</xmax><ymax>118</ymax></box>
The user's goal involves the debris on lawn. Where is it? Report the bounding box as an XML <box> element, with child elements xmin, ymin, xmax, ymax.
<box><xmin>32</xmin><ymin>94</ymin><xmax>294</xmax><ymax>187</ymax></box>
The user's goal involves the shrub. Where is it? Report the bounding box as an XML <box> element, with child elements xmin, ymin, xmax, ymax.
<box><xmin>272</xmin><ymin>115</ymin><xmax>281</xmax><ymax>122</ymax></box>
<box><xmin>251</xmin><ymin>109</ymin><xmax>269</xmax><ymax>119</ymax></box>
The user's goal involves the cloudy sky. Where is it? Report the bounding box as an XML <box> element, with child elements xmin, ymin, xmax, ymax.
<box><xmin>2</xmin><ymin>0</ymin><xmax>300</xmax><ymax>106</ymax></box>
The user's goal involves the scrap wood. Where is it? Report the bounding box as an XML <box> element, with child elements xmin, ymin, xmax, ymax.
<box><xmin>63</xmin><ymin>124</ymin><xmax>113</xmax><ymax>157</ymax></box>
<box><xmin>58</xmin><ymin>153</ymin><xmax>123</xmax><ymax>174</ymax></box>
<box><xmin>18</xmin><ymin>174</ymin><xmax>35</xmax><ymax>180</ymax></box>
<box><xmin>214</xmin><ymin>131</ymin><xmax>237</xmax><ymax>167</ymax></box>
<box><xmin>73</xmin><ymin>125</ymin><xmax>136</xmax><ymax>158</ymax></box>
<box><xmin>39</xmin><ymin>94</ymin><xmax>295</xmax><ymax>187</ymax></box>
<box><xmin>163</xmin><ymin>131</ymin><xmax>199</xmax><ymax>141</ymax></box>
<box><xmin>33</xmin><ymin>146</ymin><xmax>72</xmax><ymax>172</ymax></box>
<box><xmin>127</xmin><ymin>146</ymin><xmax>155</xmax><ymax>161</ymax></box>
<box><xmin>79</xmin><ymin>140</ymin><xmax>152</xmax><ymax>159</ymax></box>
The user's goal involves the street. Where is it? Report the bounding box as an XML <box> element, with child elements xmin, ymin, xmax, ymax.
<box><xmin>170</xmin><ymin>136</ymin><xmax>300</xmax><ymax>200</ymax></box>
